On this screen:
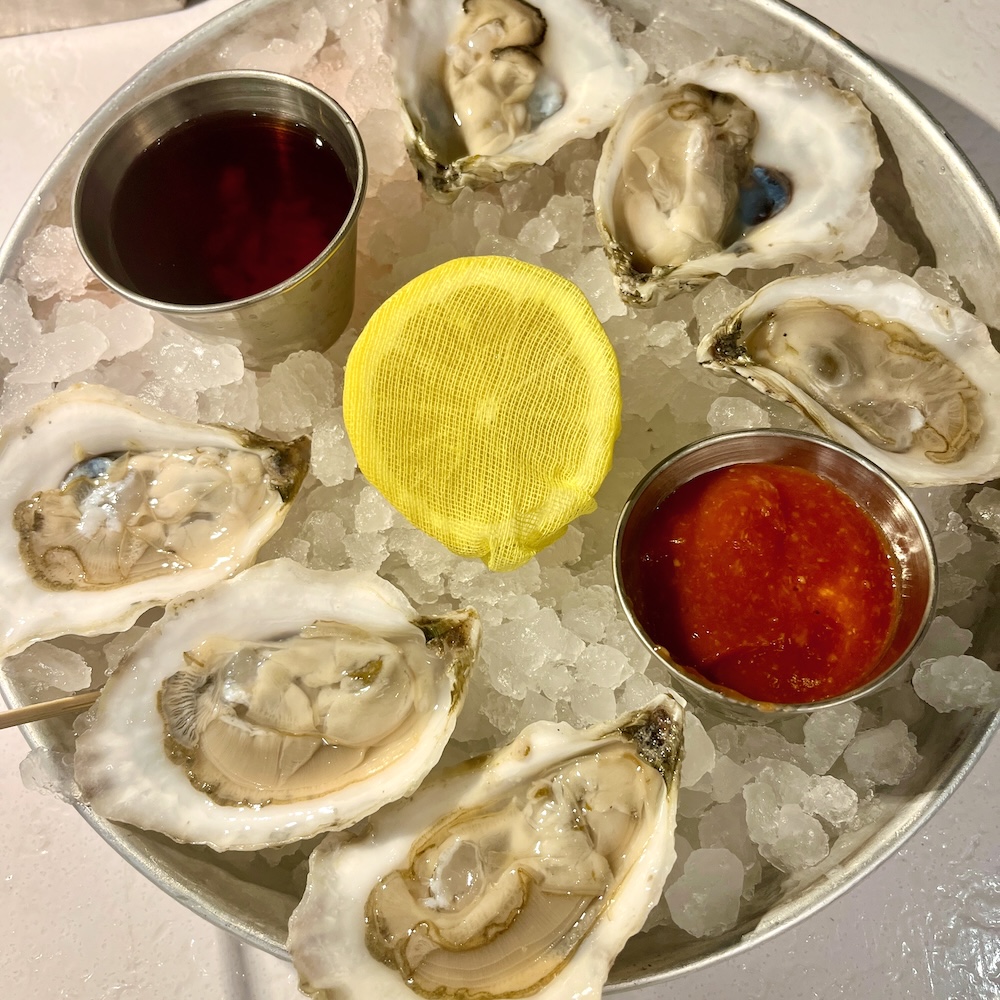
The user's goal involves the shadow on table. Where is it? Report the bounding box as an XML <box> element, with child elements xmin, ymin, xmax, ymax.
<box><xmin>882</xmin><ymin>60</ymin><xmax>1000</xmax><ymax>201</ymax></box>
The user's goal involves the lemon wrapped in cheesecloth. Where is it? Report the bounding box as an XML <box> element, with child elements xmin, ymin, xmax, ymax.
<box><xmin>344</xmin><ymin>256</ymin><xmax>621</xmax><ymax>571</ymax></box>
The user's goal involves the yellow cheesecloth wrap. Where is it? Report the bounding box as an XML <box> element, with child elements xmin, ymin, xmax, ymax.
<box><xmin>343</xmin><ymin>255</ymin><xmax>621</xmax><ymax>571</ymax></box>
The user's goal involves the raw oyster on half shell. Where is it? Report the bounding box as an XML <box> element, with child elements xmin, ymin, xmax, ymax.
<box><xmin>697</xmin><ymin>266</ymin><xmax>1000</xmax><ymax>486</ymax></box>
<box><xmin>0</xmin><ymin>384</ymin><xmax>309</xmax><ymax>660</ymax></box>
<box><xmin>390</xmin><ymin>0</ymin><xmax>646</xmax><ymax>197</ymax></box>
<box><xmin>74</xmin><ymin>559</ymin><xmax>480</xmax><ymax>851</ymax></box>
<box><xmin>594</xmin><ymin>56</ymin><xmax>881</xmax><ymax>302</ymax></box>
<box><xmin>287</xmin><ymin>695</ymin><xmax>684</xmax><ymax>1000</ymax></box>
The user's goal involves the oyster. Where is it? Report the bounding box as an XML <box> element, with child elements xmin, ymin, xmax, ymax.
<box><xmin>593</xmin><ymin>56</ymin><xmax>881</xmax><ymax>302</ymax></box>
<box><xmin>391</xmin><ymin>0</ymin><xmax>646</xmax><ymax>197</ymax></box>
<box><xmin>287</xmin><ymin>695</ymin><xmax>684</xmax><ymax>1000</ymax></box>
<box><xmin>74</xmin><ymin>559</ymin><xmax>480</xmax><ymax>851</ymax></box>
<box><xmin>697</xmin><ymin>266</ymin><xmax>1000</xmax><ymax>486</ymax></box>
<box><xmin>0</xmin><ymin>384</ymin><xmax>308</xmax><ymax>660</ymax></box>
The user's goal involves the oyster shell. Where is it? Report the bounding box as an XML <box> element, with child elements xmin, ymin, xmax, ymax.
<box><xmin>391</xmin><ymin>0</ymin><xmax>646</xmax><ymax>197</ymax></box>
<box><xmin>287</xmin><ymin>695</ymin><xmax>684</xmax><ymax>1000</ymax></box>
<box><xmin>0</xmin><ymin>384</ymin><xmax>308</xmax><ymax>659</ymax></box>
<box><xmin>593</xmin><ymin>56</ymin><xmax>881</xmax><ymax>303</ymax></box>
<box><xmin>73</xmin><ymin>559</ymin><xmax>480</xmax><ymax>851</ymax></box>
<box><xmin>697</xmin><ymin>266</ymin><xmax>1000</xmax><ymax>486</ymax></box>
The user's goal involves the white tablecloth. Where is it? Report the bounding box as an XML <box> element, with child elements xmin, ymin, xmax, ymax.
<box><xmin>2</xmin><ymin>2</ymin><xmax>999</xmax><ymax>996</ymax></box>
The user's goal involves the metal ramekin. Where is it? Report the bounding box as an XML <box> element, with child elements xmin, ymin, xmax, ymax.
<box><xmin>613</xmin><ymin>429</ymin><xmax>938</xmax><ymax>719</ymax></box>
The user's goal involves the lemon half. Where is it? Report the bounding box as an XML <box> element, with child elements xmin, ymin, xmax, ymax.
<box><xmin>344</xmin><ymin>256</ymin><xmax>621</xmax><ymax>571</ymax></box>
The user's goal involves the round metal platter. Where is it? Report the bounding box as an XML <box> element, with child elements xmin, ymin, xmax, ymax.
<box><xmin>1</xmin><ymin>0</ymin><xmax>999</xmax><ymax>988</ymax></box>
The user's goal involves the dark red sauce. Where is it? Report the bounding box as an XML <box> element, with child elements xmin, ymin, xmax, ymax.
<box><xmin>625</xmin><ymin>462</ymin><xmax>901</xmax><ymax>703</ymax></box>
<box><xmin>109</xmin><ymin>110</ymin><xmax>355</xmax><ymax>305</ymax></box>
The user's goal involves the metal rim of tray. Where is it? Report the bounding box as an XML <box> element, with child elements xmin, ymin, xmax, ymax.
<box><xmin>2</xmin><ymin>0</ymin><xmax>999</xmax><ymax>987</ymax></box>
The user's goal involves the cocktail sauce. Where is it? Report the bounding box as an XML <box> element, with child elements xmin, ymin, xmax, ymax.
<box><xmin>625</xmin><ymin>462</ymin><xmax>901</xmax><ymax>703</ymax></box>
<box><xmin>109</xmin><ymin>110</ymin><xmax>354</xmax><ymax>305</ymax></box>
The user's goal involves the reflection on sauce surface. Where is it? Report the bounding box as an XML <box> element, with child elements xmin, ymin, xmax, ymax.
<box><xmin>626</xmin><ymin>462</ymin><xmax>901</xmax><ymax>703</ymax></box>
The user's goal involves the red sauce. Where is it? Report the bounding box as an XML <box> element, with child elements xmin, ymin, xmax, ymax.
<box><xmin>625</xmin><ymin>463</ymin><xmax>901</xmax><ymax>703</ymax></box>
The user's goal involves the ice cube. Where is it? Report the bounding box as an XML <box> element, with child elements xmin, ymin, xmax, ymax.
<box><xmin>710</xmin><ymin>722</ymin><xmax>805</xmax><ymax>766</ymax></box>
<box><xmin>513</xmin><ymin>691</ymin><xmax>558</xmax><ymax>732</ymax></box>
<box><xmin>536</xmin><ymin>524</ymin><xmax>585</xmax><ymax>569</ymax></box>
<box><xmin>706</xmin><ymin>395</ymin><xmax>771</xmax><ymax>432</ymax></box>
<box><xmin>481</xmin><ymin>688</ymin><xmax>521</xmax><ymax>735</ymax></box>
<box><xmin>343</xmin><ymin>529</ymin><xmax>388</xmax><ymax>573</ymax></box>
<box><xmin>802</xmin><ymin>774</ymin><xmax>858</xmax><ymax>828</ymax></box>
<box><xmin>680</xmin><ymin>712</ymin><xmax>716</xmax><ymax>789</ymax></box>
<box><xmin>691</xmin><ymin>277</ymin><xmax>746</xmax><ymax>336</ymax></box>
<box><xmin>749</xmin><ymin>757</ymin><xmax>811</xmax><ymax>806</ymax></box>
<box><xmin>17</xmin><ymin>225</ymin><xmax>95</xmax><ymax>301</ymax></box>
<box><xmin>615</xmin><ymin>672</ymin><xmax>660</xmax><ymax>714</ymax></box>
<box><xmin>912</xmin><ymin>266</ymin><xmax>964</xmax><ymax>305</ymax></box>
<box><xmin>572</xmin><ymin>643</ymin><xmax>633</xmax><ymax>688</ymax></box>
<box><xmin>932</xmin><ymin>510</ymin><xmax>972</xmax><ymax>562</ymax></box>
<box><xmin>698</xmin><ymin>799</ymin><xmax>761</xmax><ymax>884</ymax></box>
<box><xmin>518</xmin><ymin>216</ymin><xmax>560</xmax><ymax>255</ymax></box>
<box><xmin>137</xmin><ymin>379</ymin><xmax>199</xmax><ymax>421</ymax></box>
<box><xmin>665</xmin><ymin>848</ymin><xmax>744</xmax><ymax>937</ymax></box>
<box><xmin>572</xmin><ymin>248</ymin><xmax>628</xmax><ymax>323</ymax></box>
<box><xmin>0</xmin><ymin>381</ymin><xmax>55</xmax><ymax>426</ymax></box>
<box><xmin>843</xmin><ymin>719</ymin><xmax>921</xmax><ymax>789</ymax></box>
<box><xmin>802</xmin><ymin>702</ymin><xmax>861</xmax><ymax>773</ymax></box>
<box><xmin>91</xmin><ymin>300</ymin><xmax>154</xmax><ymax>360</ymax></box>
<box><xmin>620</xmin><ymin>352</ymin><xmax>680</xmax><ymax>421</ymax></box>
<box><xmin>968</xmin><ymin>486</ymin><xmax>1000</xmax><ymax>537</ymax></box>
<box><xmin>20</xmin><ymin>747</ymin><xmax>78</xmax><ymax>803</ymax></box>
<box><xmin>540</xmin><ymin>194</ymin><xmax>586</xmax><ymax>248</ymax></box>
<box><xmin>743</xmin><ymin>779</ymin><xmax>781</xmax><ymax>847</ymax></box>
<box><xmin>568</xmin><ymin>683</ymin><xmax>619</xmax><ymax>725</ymax></box>
<box><xmin>919</xmin><ymin>616</ymin><xmax>975</xmax><ymax>665</ymax></box>
<box><xmin>761</xmin><ymin>804</ymin><xmax>829</xmax><ymax>872</ymax></box>
<box><xmin>1</xmin><ymin>643</ymin><xmax>91</xmax><ymax>698</ymax></box>
<box><xmin>300</xmin><ymin>508</ymin><xmax>348</xmax><ymax>570</ymax></box>
<box><xmin>710</xmin><ymin>755</ymin><xmax>753</xmax><ymax>803</ymax></box>
<box><xmin>360</xmin><ymin>108</ymin><xmax>407</xmax><ymax>178</ymax></box>
<box><xmin>538</xmin><ymin>662</ymin><xmax>574</xmax><ymax>701</ymax></box>
<box><xmin>259</xmin><ymin>350</ymin><xmax>339</xmax><ymax>432</ymax></box>
<box><xmin>0</xmin><ymin>279</ymin><xmax>41</xmax><ymax>362</ymax></box>
<box><xmin>311</xmin><ymin>410</ymin><xmax>357</xmax><ymax>486</ymax></box>
<box><xmin>198</xmin><ymin>372</ymin><xmax>261</xmax><ymax>430</ymax></box>
<box><xmin>10</xmin><ymin>320</ymin><xmax>108</xmax><ymax>385</ymax></box>
<box><xmin>354</xmin><ymin>484</ymin><xmax>396</xmax><ymax>533</ymax></box>
<box><xmin>912</xmin><ymin>655</ymin><xmax>1000</xmax><ymax>712</ymax></box>
<box><xmin>236</xmin><ymin>5</ymin><xmax>328</xmax><ymax>73</ymax></box>
<box><xmin>559</xmin><ymin>586</ymin><xmax>615</xmax><ymax>644</ymax></box>
<box><xmin>645</xmin><ymin>319</ymin><xmax>694</xmax><ymax>363</ymax></box>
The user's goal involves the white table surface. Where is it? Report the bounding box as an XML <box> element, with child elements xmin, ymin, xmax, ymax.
<box><xmin>2</xmin><ymin>1</ymin><xmax>999</xmax><ymax>997</ymax></box>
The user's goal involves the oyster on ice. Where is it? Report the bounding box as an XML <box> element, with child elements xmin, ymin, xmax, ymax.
<box><xmin>74</xmin><ymin>559</ymin><xmax>481</xmax><ymax>851</ymax></box>
<box><xmin>0</xmin><ymin>384</ymin><xmax>309</xmax><ymax>660</ymax></box>
<box><xmin>593</xmin><ymin>56</ymin><xmax>881</xmax><ymax>303</ymax></box>
<box><xmin>390</xmin><ymin>0</ymin><xmax>646</xmax><ymax>197</ymax></box>
<box><xmin>287</xmin><ymin>695</ymin><xmax>684</xmax><ymax>1000</ymax></box>
<box><xmin>697</xmin><ymin>266</ymin><xmax>1000</xmax><ymax>486</ymax></box>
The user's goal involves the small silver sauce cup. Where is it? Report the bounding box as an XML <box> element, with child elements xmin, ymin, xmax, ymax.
<box><xmin>612</xmin><ymin>429</ymin><xmax>938</xmax><ymax>719</ymax></box>
<box><xmin>73</xmin><ymin>70</ymin><xmax>367</xmax><ymax>370</ymax></box>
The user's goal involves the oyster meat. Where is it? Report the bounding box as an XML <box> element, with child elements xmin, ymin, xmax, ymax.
<box><xmin>73</xmin><ymin>558</ymin><xmax>480</xmax><ymax>851</ymax></box>
<box><xmin>697</xmin><ymin>266</ymin><xmax>1000</xmax><ymax>486</ymax></box>
<box><xmin>593</xmin><ymin>56</ymin><xmax>882</xmax><ymax>302</ymax></box>
<box><xmin>287</xmin><ymin>695</ymin><xmax>684</xmax><ymax>1000</ymax></box>
<box><xmin>391</xmin><ymin>0</ymin><xmax>645</xmax><ymax>196</ymax></box>
<box><xmin>0</xmin><ymin>383</ymin><xmax>309</xmax><ymax>659</ymax></box>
